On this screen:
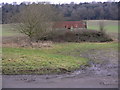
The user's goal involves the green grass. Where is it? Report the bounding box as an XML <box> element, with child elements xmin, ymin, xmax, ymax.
<box><xmin>87</xmin><ymin>20</ymin><xmax>119</xmax><ymax>33</ymax></box>
<box><xmin>2</xmin><ymin>46</ymin><xmax>88</xmax><ymax>75</ymax></box>
<box><xmin>1</xmin><ymin>24</ymin><xmax>21</xmax><ymax>37</ymax></box>
<box><xmin>2</xmin><ymin>42</ymin><xmax>118</xmax><ymax>75</ymax></box>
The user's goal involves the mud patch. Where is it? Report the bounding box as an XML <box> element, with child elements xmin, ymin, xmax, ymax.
<box><xmin>80</xmin><ymin>49</ymin><xmax>118</xmax><ymax>77</ymax></box>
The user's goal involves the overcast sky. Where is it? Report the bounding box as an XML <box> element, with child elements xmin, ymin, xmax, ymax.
<box><xmin>0</xmin><ymin>0</ymin><xmax>119</xmax><ymax>4</ymax></box>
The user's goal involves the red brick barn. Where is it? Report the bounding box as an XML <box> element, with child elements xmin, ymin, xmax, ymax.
<box><xmin>53</xmin><ymin>21</ymin><xmax>87</xmax><ymax>29</ymax></box>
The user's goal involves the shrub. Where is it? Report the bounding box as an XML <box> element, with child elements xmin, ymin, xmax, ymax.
<box><xmin>39</xmin><ymin>29</ymin><xmax>113</xmax><ymax>42</ymax></box>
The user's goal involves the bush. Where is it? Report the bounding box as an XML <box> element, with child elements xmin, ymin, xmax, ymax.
<box><xmin>39</xmin><ymin>29</ymin><xmax>113</xmax><ymax>42</ymax></box>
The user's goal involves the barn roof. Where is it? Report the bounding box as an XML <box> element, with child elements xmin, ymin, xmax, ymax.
<box><xmin>53</xmin><ymin>21</ymin><xmax>86</xmax><ymax>28</ymax></box>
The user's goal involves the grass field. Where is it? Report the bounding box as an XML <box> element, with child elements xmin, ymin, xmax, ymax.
<box><xmin>2</xmin><ymin>42</ymin><xmax>118</xmax><ymax>74</ymax></box>
<box><xmin>1</xmin><ymin>24</ymin><xmax>20</xmax><ymax>37</ymax></box>
<box><xmin>2</xmin><ymin>20</ymin><xmax>119</xmax><ymax>75</ymax></box>
<box><xmin>87</xmin><ymin>20</ymin><xmax>119</xmax><ymax>33</ymax></box>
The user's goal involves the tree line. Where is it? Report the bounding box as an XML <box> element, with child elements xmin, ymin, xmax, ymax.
<box><xmin>1</xmin><ymin>1</ymin><xmax>119</xmax><ymax>24</ymax></box>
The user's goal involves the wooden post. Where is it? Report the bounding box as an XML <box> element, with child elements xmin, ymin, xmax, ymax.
<box><xmin>85</xmin><ymin>21</ymin><xmax>87</xmax><ymax>29</ymax></box>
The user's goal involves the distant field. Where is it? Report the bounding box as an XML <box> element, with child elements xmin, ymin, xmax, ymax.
<box><xmin>1</xmin><ymin>24</ymin><xmax>21</xmax><ymax>37</ymax></box>
<box><xmin>1</xmin><ymin>20</ymin><xmax>119</xmax><ymax>37</ymax></box>
<box><xmin>87</xmin><ymin>20</ymin><xmax>119</xmax><ymax>33</ymax></box>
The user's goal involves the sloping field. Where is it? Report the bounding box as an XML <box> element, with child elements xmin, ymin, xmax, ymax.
<box><xmin>87</xmin><ymin>20</ymin><xmax>119</xmax><ymax>33</ymax></box>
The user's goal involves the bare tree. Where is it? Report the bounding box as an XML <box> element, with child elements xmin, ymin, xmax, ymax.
<box><xmin>14</xmin><ymin>3</ymin><xmax>63</xmax><ymax>42</ymax></box>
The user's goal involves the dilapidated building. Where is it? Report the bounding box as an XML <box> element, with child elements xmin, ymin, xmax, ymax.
<box><xmin>53</xmin><ymin>21</ymin><xmax>87</xmax><ymax>29</ymax></box>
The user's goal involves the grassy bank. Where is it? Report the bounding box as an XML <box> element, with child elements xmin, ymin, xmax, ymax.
<box><xmin>2</xmin><ymin>42</ymin><xmax>118</xmax><ymax>75</ymax></box>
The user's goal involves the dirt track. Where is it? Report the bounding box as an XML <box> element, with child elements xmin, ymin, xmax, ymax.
<box><xmin>2</xmin><ymin>48</ymin><xmax>118</xmax><ymax>88</ymax></box>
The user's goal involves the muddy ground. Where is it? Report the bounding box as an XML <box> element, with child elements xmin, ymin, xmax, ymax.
<box><xmin>2</xmin><ymin>46</ymin><xmax>118</xmax><ymax>88</ymax></box>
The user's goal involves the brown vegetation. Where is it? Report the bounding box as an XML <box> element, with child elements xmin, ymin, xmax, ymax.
<box><xmin>2</xmin><ymin>36</ymin><xmax>53</xmax><ymax>48</ymax></box>
<box><xmin>40</xmin><ymin>30</ymin><xmax>113</xmax><ymax>42</ymax></box>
